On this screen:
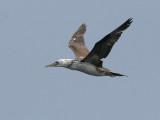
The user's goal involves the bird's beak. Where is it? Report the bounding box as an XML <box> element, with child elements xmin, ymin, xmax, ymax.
<box><xmin>45</xmin><ymin>62</ymin><xmax>56</xmax><ymax>68</ymax></box>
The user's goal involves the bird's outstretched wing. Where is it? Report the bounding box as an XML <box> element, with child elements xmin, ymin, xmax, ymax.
<box><xmin>69</xmin><ymin>24</ymin><xmax>89</xmax><ymax>60</ymax></box>
<box><xmin>81</xmin><ymin>18</ymin><xmax>133</xmax><ymax>67</ymax></box>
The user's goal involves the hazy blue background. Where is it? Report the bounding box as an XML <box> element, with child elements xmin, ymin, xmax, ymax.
<box><xmin>0</xmin><ymin>0</ymin><xmax>160</xmax><ymax>120</ymax></box>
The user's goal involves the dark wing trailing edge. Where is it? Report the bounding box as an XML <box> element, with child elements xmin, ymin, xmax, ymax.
<box><xmin>81</xmin><ymin>18</ymin><xmax>133</xmax><ymax>67</ymax></box>
<box><xmin>69</xmin><ymin>24</ymin><xmax>89</xmax><ymax>60</ymax></box>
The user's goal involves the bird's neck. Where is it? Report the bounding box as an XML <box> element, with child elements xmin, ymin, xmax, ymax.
<box><xmin>59</xmin><ymin>59</ymin><xmax>75</xmax><ymax>68</ymax></box>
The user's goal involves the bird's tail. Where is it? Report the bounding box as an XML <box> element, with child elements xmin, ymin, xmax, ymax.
<box><xmin>109</xmin><ymin>72</ymin><xmax>128</xmax><ymax>77</ymax></box>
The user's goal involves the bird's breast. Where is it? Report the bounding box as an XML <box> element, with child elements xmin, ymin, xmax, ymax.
<box><xmin>69</xmin><ymin>61</ymin><xmax>105</xmax><ymax>76</ymax></box>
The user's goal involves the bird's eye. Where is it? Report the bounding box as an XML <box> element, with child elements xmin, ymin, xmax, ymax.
<box><xmin>55</xmin><ymin>61</ymin><xmax>59</xmax><ymax>64</ymax></box>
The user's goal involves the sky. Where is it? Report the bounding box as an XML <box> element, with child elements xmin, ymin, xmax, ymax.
<box><xmin>0</xmin><ymin>0</ymin><xmax>160</xmax><ymax>120</ymax></box>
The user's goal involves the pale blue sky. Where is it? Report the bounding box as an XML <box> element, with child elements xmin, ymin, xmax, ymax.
<box><xmin>0</xmin><ymin>0</ymin><xmax>160</xmax><ymax>120</ymax></box>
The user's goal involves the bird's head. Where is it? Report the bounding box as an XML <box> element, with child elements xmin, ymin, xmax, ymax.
<box><xmin>45</xmin><ymin>59</ymin><xmax>73</xmax><ymax>68</ymax></box>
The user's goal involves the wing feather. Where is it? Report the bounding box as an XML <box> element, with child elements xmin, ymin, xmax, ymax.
<box><xmin>81</xmin><ymin>18</ymin><xmax>133</xmax><ymax>67</ymax></box>
<box><xmin>69</xmin><ymin>24</ymin><xmax>89</xmax><ymax>60</ymax></box>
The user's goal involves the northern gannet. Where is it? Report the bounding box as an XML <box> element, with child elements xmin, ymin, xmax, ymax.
<box><xmin>45</xmin><ymin>18</ymin><xmax>132</xmax><ymax>77</ymax></box>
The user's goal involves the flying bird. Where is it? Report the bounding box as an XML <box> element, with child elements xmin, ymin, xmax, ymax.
<box><xmin>45</xmin><ymin>18</ymin><xmax>133</xmax><ymax>77</ymax></box>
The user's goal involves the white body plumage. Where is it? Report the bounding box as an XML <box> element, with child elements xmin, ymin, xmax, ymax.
<box><xmin>56</xmin><ymin>59</ymin><xmax>105</xmax><ymax>76</ymax></box>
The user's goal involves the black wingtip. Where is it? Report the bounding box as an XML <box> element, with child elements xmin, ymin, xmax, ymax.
<box><xmin>126</xmin><ymin>18</ymin><xmax>133</xmax><ymax>26</ymax></box>
<box><xmin>128</xmin><ymin>18</ymin><xmax>133</xmax><ymax>23</ymax></box>
<box><xmin>128</xmin><ymin>18</ymin><xmax>133</xmax><ymax>21</ymax></box>
<box><xmin>115</xmin><ymin>18</ymin><xmax>133</xmax><ymax>32</ymax></box>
